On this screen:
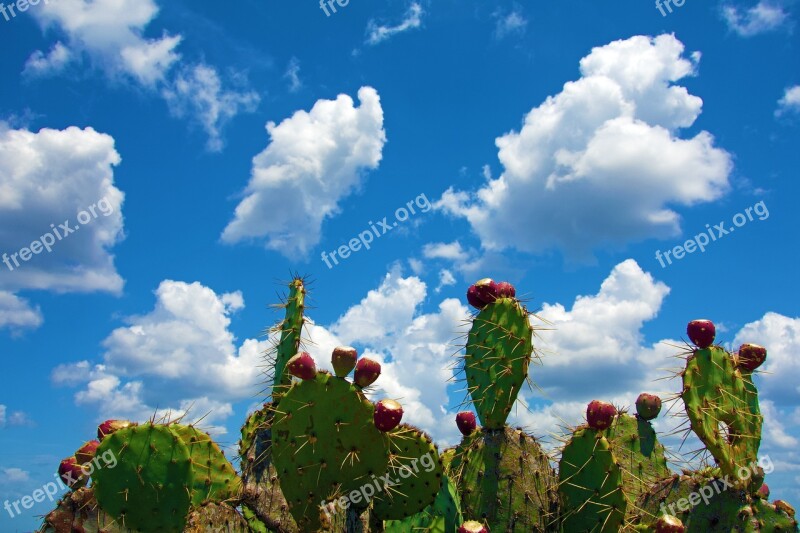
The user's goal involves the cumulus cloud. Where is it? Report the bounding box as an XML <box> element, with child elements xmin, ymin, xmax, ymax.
<box><xmin>776</xmin><ymin>85</ymin><xmax>800</xmax><ymax>117</ymax></box>
<box><xmin>722</xmin><ymin>1</ymin><xmax>789</xmax><ymax>37</ymax></box>
<box><xmin>423</xmin><ymin>241</ymin><xmax>469</xmax><ymax>263</ymax></box>
<box><xmin>436</xmin><ymin>34</ymin><xmax>732</xmax><ymax>260</ymax></box>
<box><xmin>366</xmin><ymin>3</ymin><xmax>424</xmax><ymax>45</ymax></box>
<box><xmin>26</xmin><ymin>0</ymin><xmax>257</xmax><ymax>150</ymax></box>
<box><xmin>221</xmin><ymin>87</ymin><xmax>386</xmax><ymax>257</ymax></box>
<box><xmin>0</xmin><ymin>125</ymin><xmax>125</xmax><ymax>320</ymax></box>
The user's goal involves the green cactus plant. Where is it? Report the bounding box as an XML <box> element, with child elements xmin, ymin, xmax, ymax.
<box><xmin>270</xmin><ymin>277</ymin><xmax>308</xmax><ymax>404</ymax></box>
<box><xmin>384</xmin><ymin>474</ymin><xmax>463</xmax><ymax>533</ymax></box>
<box><xmin>39</xmin><ymin>488</ymin><xmax>126</xmax><ymax>533</ymax></box>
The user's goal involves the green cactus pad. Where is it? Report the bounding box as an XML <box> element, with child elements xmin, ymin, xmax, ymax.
<box><xmin>170</xmin><ymin>424</ymin><xmax>241</xmax><ymax>505</ymax></box>
<box><xmin>184</xmin><ymin>502</ymin><xmax>249</xmax><ymax>532</ymax></box>
<box><xmin>239</xmin><ymin>403</ymin><xmax>271</xmax><ymax>468</ymax></box>
<box><xmin>385</xmin><ymin>474</ymin><xmax>463</xmax><ymax>533</ymax></box>
<box><xmin>373</xmin><ymin>424</ymin><xmax>444</xmax><ymax>521</ymax></box>
<box><xmin>559</xmin><ymin>426</ymin><xmax>627</xmax><ymax>533</ymax></box>
<box><xmin>682</xmin><ymin>346</ymin><xmax>762</xmax><ymax>485</ymax></box>
<box><xmin>606</xmin><ymin>413</ymin><xmax>670</xmax><ymax>506</ymax></box>
<box><xmin>93</xmin><ymin>423</ymin><xmax>193</xmax><ymax>532</ymax></box>
<box><xmin>270</xmin><ymin>278</ymin><xmax>306</xmax><ymax>404</ymax></box>
<box><xmin>450</xmin><ymin>426</ymin><xmax>558</xmax><ymax>532</ymax></box>
<box><xmin>272</xmin><ymin>371</ymin><xmax>390</xmax><ymax>531</ymax></box>
<box><xmin>464</xmin><ymin>298</ymin><xmax>534</xmax><ymax>429</ymax></box>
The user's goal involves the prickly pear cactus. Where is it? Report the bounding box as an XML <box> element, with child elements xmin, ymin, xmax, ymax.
<box><xmin>171</xmin><ymin>424</ymin><xmax>241</xmax><ymax>506</ymax></box>
<box><xmin>270</xmin><ymin>277</ymin><xmax>307</xmax><ymax>404</ymax></box>
<box><xmin>271</xmin><ymin>371</ymin><xmax>391</xmax><ymax>531</ymax></box>
<box><xmin>558</xmin><ymin>425</ymin><xmax>627</xmax><ymax>533</ymax></box>
<box><xmin>39</xmin><ymin>488</ymin><xmax>126</xmax><ymax>533</ymax></box>
<box><xmin>682</xmin><ymin>345</ymin><xmax>762</xmax><ymax>486</ymax></box>
<box><xmin>450</xmin><ymin>426</ymin><xmax>558</xmax><ymax>532</ymax></box>
<box><xmin>463</xmin><ymin>297</ymin><xmax>534</xmax><ymax>429</ymax></box>
<box><xmin>385</xmin><ymin>474</ymin><xmax>463</xmax><ymax>533</ymax></box>
<box><xmin>606</xmin><ymin>412</ymin><xmax>670</xmax><ymax>507</ymax></box>
<box><xmin>184</xmin><ymin>502</ymin><xmax>249</xmax><ymax>532</ymax></box>
<box><xmin>372</xmin><ymin>424</ymin><xmax>444</xmax><ymax>521</ymax></box>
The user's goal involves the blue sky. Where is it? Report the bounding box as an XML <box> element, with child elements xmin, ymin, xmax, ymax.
<box><xmin>1</xmin><ymin>0</ymin><xmax>799</xmax><ymax>529</ymax></box>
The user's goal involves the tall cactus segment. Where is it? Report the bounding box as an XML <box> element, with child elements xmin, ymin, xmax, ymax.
<box><xmin>271</xmin><ymin>370</ymin><xmax>391</xmax><ymax>531</ymax></box>
<box><xmin>558</xmin><ymin>425</ymin><xmax>627</xmax><ymax>533</ymax></box>
<box><xmin>372</xmin><ymin>425</ymin><xmax>444</xmax><ymax>521</ymax></box>
<box><xmin>270</xmin><ymin>277</ymin><xmax>307</xmax><ymax>404</ymax></box>
<box><xmin>682</xmin><ymin>342</ymin><xmax>763</xmax><ymax>487</ymax></box>
<box><xmin>464</xmin><ymin>295</ymin><xmax>534</xmax><ymax>429</ymax></box>
<box><xmin>450</xmin><ymin>426</ymin><xmax>558</xmax><ymax>532</ymax></box>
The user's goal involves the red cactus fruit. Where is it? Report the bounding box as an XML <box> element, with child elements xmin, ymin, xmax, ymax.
<box><xmin>474</xmin><ymin>278</ymin><xmax>498</xmax><ymax>304</ymax></box>
<box><xmin>467</xmin><ymin>285</ymin><xmax>485</xmax><ymax>310</ymax></box>
<box><xmin>58</xmin><ymin>457</ymin><xmax>85</xmax><ymax>488</ymax></box>
<box><xmin>332</xmin><ymin>346</ymin><xmax>358</xmax><ymax>377</ymax></box>
<box><xmin>586</xmin><ymin>400</ymin><xmax>617</xmax><ymax>430</ymax></box>
<box><xmin>655</xmin><ymin>514</ymin><xmax>686</xmax><ymax>533</ymax></box>
<box><xmin>374</xmin><ymin>399</ymin><xmax>404</xmax><ymax>432</ymax></box>
<box><xmin>75</xmin><ymin>440</ymin><xmax>100</xmax><ymax>465</ymax></box>
<box><xmin>737</xmin><ymin>343</ymin><xmax>767</xmax><ymax>372</ymax></box>
<box><xmin>458</xmin><ymin>521</ymin><xmax>488</xmax><ymax>533</ymax></box>
<box><xmin>456</xmin><ymin>411</ymin><xmax>477</xmax><ymax>436</ymax></box>
<box><xmin>757</xmin><ymin>483</ymin><xmax>770</xmax><ymax>499</ymax></box>
<box><xmin>97</xmin><ymin>419</ymin><xmax>134</xmax><ymax>441</ymax></box>
<box><xmin>287</xmin><ymin>352</ymin><xmax>317</xmax><ymax>380</ymax></box>
<box><xmin>495</xmin><ymin>281</ymin><xmax>516</xmax><ymax>298</ymax></box>
<box><xmin>687</xmin><ymin>319</ymin><xmax>715</xmax><ymax>349</ymax></box>
<box><xmin>354</xmin><ymin>357</ymin><xmax>382</xmax><ymax>388</ymax></box>
<box><xmin>636</xmin><ymin>393</ymin><xmax>662</xmax><ymax>421</ymax></box>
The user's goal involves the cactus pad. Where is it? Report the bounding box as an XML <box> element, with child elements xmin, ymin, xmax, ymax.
<box><xmin>464</xmin><ymin>297</ymin><xmax>534</xmax><ymax>429</ymax></box>
<box><xmin>270</xmin><ymin>277</ymin><xmax>307</xmax><ymax>404</ymax></box>
<box><xmin>385</xmin><ymin>474</ymin><xmax>463</xmax><ymax>533</ymax></box>
<box><xmin>171</xmin><ymin>424</ymin><xmax>240</xmax><ymax>506</ymax></box>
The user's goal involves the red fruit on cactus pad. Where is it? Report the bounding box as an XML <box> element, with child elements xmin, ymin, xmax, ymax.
<box><xmin>75</xmin><ymin>440</ymin><xmax>100</xmax><ymax>465</ymax></box>
<box><xmin>687</xmin><ymin>319</ymin><xmax>715</xmax><ymax>349</ymax></box>
<box><xmin>474</xmin><ymin>278</ymin><xmax>498</xmax><ymax>304</ymax></box>
<box><xmin>458</xmin><ymin>521</ymin><xmax>488</xmax><ymax>533</ymax></box>
<box><xmin>655</xmin><ymin>514</ymin><xmax>686</xmax><ymax>533</ymax></box>
<box><xmin>287</xmin><ymin>352</ymin><xmax>317</xmax><ymax>380</ymax></box>
<box><xmin>586</xmin><ymin>400</ymin><xmax>617</xmax><ymax>430</ymax></box>
<box><xmin>636</xmin><ymin>393</ymin><xmax>662</xmax><ymax>421</ymax></box>
<box><xmin>374</xmin><ymin>399</ymin><xmax>404</xmax><ymax>432</ymax></box>
<box><xmin>495</xmin><ymin>281</ymin><xmax>516</xmax><ymax>298</ymax></box>
<box><xmin>456</xmin><ymin>411</ymin><xmax>477</xmax><ymax>436</ymax></box>
<box><xmin>757</xmin><ymin>483</ymin><xmax>770</xmax><ymax>499</ymax></box>
<box><xmin>466</xmin><ymin>285</ymin><xmax>485</xmax><ymax>310</ymax></box>
<box><xmin>332</xmin><ymin>346</ymin><xmax>358</xmax><ymax>377</ymax></box>
<box><xmin>737</xmin><ymin>343</ymin><xmax>767</xmax><ymax>372</ymax></box>
<box><xmin>58</xmin><ymin>457</ymin><xmax>85</xmax><ymax>488</ymax></box>
<box><xmin>97</xmin><ymin>419</ymin><xmax>134</xmax><ymax>441</ymax></box>
<box><xmin>354</xmin><ymin>357</ymin><xmax>382</xmax><ymax>388</ymax></box>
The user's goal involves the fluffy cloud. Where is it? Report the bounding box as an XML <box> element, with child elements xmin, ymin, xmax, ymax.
<box><xmin>776</xmin><ymin>85</ymin><xmax>800</xmax><ymax>117</ymax></box>
<box><xmin>437</xmin><ymin>34</ymin><xmax>732</xmax><ymax>260</ymax></box>
<box><xmin>26</xmin><ymin>0</ymin><xmax>257</xmax><ymax>150</ymax></box>
<box><xmin>0</xmin><ymin>405</ymin><xmax>33</xmax><ymax>429</ymax></box>
<box><xmin>221</xmin><ymin>87</ymin><xmax>386</xmax><ymax>257</ymax></box>
<box><xmin>494</xmin><ymin>6</ymin><xmax>528</xmax><ymax>39</ymax></box>
<box><xmin>423</xmin><ymin>241</ymin><xmax>469</xmax><ymax>262</ymax></box>
<box><xmin>0</xmin><ymin>125</ymin><xmax>125</xmax><ymax>322</ymax></box>
<box><xmin>722</xmin><ymin>1</ymin><xmax>789</xmax><ymax>37</ymax></box>
<box><xmin>366</xmin><ymin>3</ymin><xmax>424</xmax><ymax>45</ymax></box>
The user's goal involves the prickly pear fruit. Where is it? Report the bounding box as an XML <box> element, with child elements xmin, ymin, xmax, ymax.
<box><xmin>495</xmin><ymin>281</ymin><xmax>515</xmax><ymax>298</ymax></box>
<box><xmin>655</xmin><ymin>514</ymin><xmax>685</xmax><ymax>533</ymax></box>
<box><xmin>757</xmin><ymin>483</ymin><xmax>770</xmax><ymax>499</ymax></box>
<box><xmin>474</xmin><ymin>278</ymin><xmax>497</xmax><ymax>304</ymax></box>
<box><xmin>286</xmin><ymin>352</ymin><xmax>316</xmax><ymax>380</ymax></box>
<box><xmin>374</xmin><ymin>399</ymin><xmax>404</xmax><ymax>432</ymax></box>
<box><xmin>467</xmin><ymin>285</ymin><xmax>485</xmax><ymax>310</ymax></box>
<box><xmin>354</xmin><ymin>357</ymin><xmax>381</xmax><ymax>388</ymax></box>
<box><xmin>737</xmin><ymin>343</ymin><xmax>767</xmax><ymax>371</ymax></box>
<box><xmin>58</xmin><ymin>457</ymin><xmax>85</xmax><ymax>488</ymax></box>
<box><xmin>456</xmin><ymin>411</ymin><xmax>477</xmax><ymax>436</ymax></box>
<box><xmin>586</xmin><ymin>400</ymin><xmax>616</xmax><ymax>430</ymax></box>
<box><xmin>687</xmin><ymin>319</ymin><xmax>715</xmax><ymax>348</ymax></box>
<box><xmin>97</xmin><ymin>419</ymin><xmax>133</xmax><ymax>441</ymax></box>
<box><xmin>636</xmin><ymin>393</ymin><xmax>662</xmax><ymax>421</ymax></box>
<box><xmin>74</xmin><ymin>440</ymin><xmax>100</xmax><ymax>465</ymax></box>
<box><xmin>332</xmin><ymin>346</ymin><xmax>357</xmax><ymax>377</ymax></box>
<box><xmin>458</xmin><ymin>520</ymin><xmax>488</xmax><ymax>533</ymax></box>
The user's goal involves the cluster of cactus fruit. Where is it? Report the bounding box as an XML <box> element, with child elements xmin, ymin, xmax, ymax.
<box><xmin>37</xmin><ymin>276</ymin><xmax>798</xmax><ymax>532</ymax></box>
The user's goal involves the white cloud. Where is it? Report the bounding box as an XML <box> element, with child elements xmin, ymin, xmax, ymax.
<box><xmin>23</xmin><ymin>42</ymin><xmax>73</xmax><ymax>77</ymax></box>
<box><xmin>761</xmin><ymin>400</ymin><xmax>799</xmax><ymax>448</ymax></box>
<box><xmin>284</xmin><ymin>57</ymin><xmax>302</xmax><ymax>93</ymax></box>
<box><xmin>0</xmin><ymin>292</ymin><xmax>43</xmax><ymax>331</ymax></box>
<box><xmin>436</xmin><ymin>34</ymin><xmax>731</xmax><ymax>260</ymax></box>
<box><xmin>435</xmin><ymin>269</ymin><xmax>456</xmax><ymax>293</ymax></box>
<box><xmin>1</xmin><ymin>468</ymin><xmax>29</xmax><ymax>483</ymax></box>
<box><xmin>494</xmin><ymin>6</ymin><xmax>528</xmax><ymax>39</ymax></box>
<box><xmin>221</xmin><ymin>87</ymin><xmax>386</xmax><ymax>257</ymax></box>
<box><xmin>0</xmin><ymin>125</ymin><xmax>125</xmax><ymax>296</ymax></box>
<box><xmin>776</xmin><ymin>85</ymin><xmax>800</xmax><ymax>117</ymax></box>
<box><xmin>422</xmin><ymin>241</ymin><xmax>469</xmax><ymax>262</ymax></box>
<box><xmin>366</xmin><ymin>3</ymin><xmax>424</xmax><ymax>45</ymax></box>
<box><xmin>722</xmin><ymin>1</ymin><xmax>789</xmax><ymax>37</ymax></box>
<box><xmin>162</xmin><ymin>64</ymin><xmax>260</xmax><ymax>152</ymax></box>
<box><xmin>0</xmin><ymin>405</ymin><xmax>33</xmax><ymax>429</ymax></box>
